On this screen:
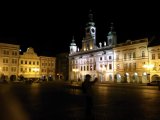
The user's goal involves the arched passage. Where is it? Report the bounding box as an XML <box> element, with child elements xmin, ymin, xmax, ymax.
<box><xmin>151</xmin><ymin>74</ymin><xmax>160</xmax><ymax>82</ymax></box>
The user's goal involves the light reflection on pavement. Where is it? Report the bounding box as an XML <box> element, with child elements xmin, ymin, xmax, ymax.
<box><xmin>0</xmin><ymin>84</ymin><xmax>30</xmax><ymax>120</ymax></box>
<box><xmin>0</xmin><ymin>83</ymin><xmax>160</xmax><ymax>120</ymax></box>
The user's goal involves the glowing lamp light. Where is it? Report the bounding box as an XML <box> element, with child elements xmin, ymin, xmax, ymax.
<box><xmin>143</xmin><ymin>64</ymin><xmax>154</xmax><ymax>69</ymax></box>
<box><xmin>134</xmin><ymin>73</ymin><xmax>138</xmax><ymax>76</ymax></box>
<box><xmin>118</xmin><ymin>74</ymin><xmax>121</xmax><ymax>78</ymax></box>
<box><xmin>72</xmin><ymin>69</ymin><xmax>79</xmax><ymax>72</ymax></box>
<box><xmin>143</xmin><ymin>72</ymin><xmax>147</xmax><ymax>75</ymax></box>
<box><xmin>32</xmin><ymin>68</ymin><xmax>40</xmax><ymax>72</ymax></box>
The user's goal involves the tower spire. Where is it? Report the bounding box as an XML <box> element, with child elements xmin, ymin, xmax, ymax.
<box><xmin>107</xmin><ymin>22</ymin><xmax>117</xmax><ymax>46</ymax></box>
<box><xmin>82</xmin><ymin>10</ymin><xmax>96</xmax><ymax>51</ymax></box>
<box><xmin>88</xmin><ymin>9</ymin><xmax>93</xmax><ymax>22</ymax></box>
<box><xmin>86</xmin><ymin>9</ymin><xmax>95</xmax><ymax>27</ymax></box>
<box><xmin>110</xmin><ymin>22</ymin><xmax>114</xmax><ymax>31</ymax></box>
<box><xmin>72</xmin><ymin>36</ymin><xmax>75</xmax><ymax>43</ymax></box>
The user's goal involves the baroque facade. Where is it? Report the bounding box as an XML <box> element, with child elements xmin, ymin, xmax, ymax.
<box><xmin>69</xmin><ymin>12</ymin><xmax>159</xmax><ymax>83</ymax></box>
<box><xmin>0</xmin><ymin>43</ymin><xmax>56</xmax><ymax>81</ymax></box>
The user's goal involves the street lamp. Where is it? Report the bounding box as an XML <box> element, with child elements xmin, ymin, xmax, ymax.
<box><xmin>143</xmin><ymin>64</ymin><xmax>154</xmax><ymax>83</ymax></box>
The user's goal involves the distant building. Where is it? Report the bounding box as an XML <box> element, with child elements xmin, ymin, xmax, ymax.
<box><xmin>19</xmin><ymin>47</ymin><xmax>56</xmax><ymax>81</ymax></box>
<box><xmin>69</xmin><ymin>11</ymin><xmax>160</xmax><ymax>83</ymax></box>
<box><xmin>40</xmin><ymin>56</ymin><xmax>56</xmax><ymax>81</ymax></box>
<box><xmin>56</xmin><ymin>52</ymin><xmax>69</xmax><ymax>80</ymax></box>
<box><xmin>19</xmin><ymin>47</ymin><xmax>40</xmax><ymax>79</ymax></box>
<box><xmin>0</xmin><ymin>43</ymin><xmax>56</xmax><ymax>82</ymax></box>
<box><xmin>0</xmin><ymin>43</ymin><xmax>20</xmax><ymax>81</ymax></box>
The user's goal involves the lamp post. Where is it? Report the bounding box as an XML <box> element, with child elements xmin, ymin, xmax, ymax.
<box><xmin>143</xmin><ymin>64</ymin><xmax>154</xmax><ymax>83</ymax></box>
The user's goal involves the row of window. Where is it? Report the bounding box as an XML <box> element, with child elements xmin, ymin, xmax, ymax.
<box><xmin>2</xmin><ymin>67</ymin><xmax>17</xmax><ymax>72</ymax></box>
<box><xmin>72</xmin><ymin>63</ymin><xmax>137</xmax><ymax>72</ymax></box>
<box><xmin>41</xmin><ymin>63</ymin><xmax>54</xmax><ymax>66</ymax></box>
<box><xmin>100</xmin><ymin>64</ymin><xmax>112</xmax><ymax>70</ymax></box>
<box><xmin>20</xmin><ymin>68</ymin><xmax>54</xmax><ymax>73</ymax></box>
<box><xmin>123</xmin><ymin>52</ymin><xmax>160</xmax><ymax>60</ymax></box>
<box><xmin>123</xmin><ymin>63</ymin><xmax>136</xmax><ymax>71</ymax></box>
<box><xmin>20</xmin><ymin>68</ymin><xmax>39</xmax><ymax>72</ymax></box>
<box><xmin>2</xmin><ymin>50</ymin><xmax>18</xmax><ymax>56</ymax></box>
<box><xmin>73</xmin><ymin>52</ymin><xmax>148</xmax><ymax>64</ymax></box>
<box><xmin>20</xmin><ymin>60</ymin><xmax>55</xmax><ymax>66</ymax></box>
<box><xmin>72</xmin><ymin>59</ymin><xmax>95</xmax><ymax>64</ymax></box>
<box><xmin>2</xmin><ymin>59</ymin><xmax>55</xmax><ymax>66</ymax></box>
<box><xmin>151</xmin><ymin>53</ymin><xmax>160</xmax><ymax>60</ymax></box>
<box><xmin>21</xmin><ymin>60</ymin><xmax>39</xmax><ymax>65</ymax></box>
<box><xmin>80</xmin><ymin>65</ymin><xmax>96</xmax><ymax>71</ymax></box>
<box><xmin>3</xmin><ymin>58</ymin><xmax>18</xmax><ymax>64</ymax></box>
<box><xmin>124</xmin><ymin>52</ymin><xmax>136</xmax><ymax>59</ymax></box>
<box><xmin>99</xmin><ymin>56</ymin><xmax>112</xmax><ymax>61</ymax></box>
<box><xmin>72</xmin><ymin>56</ymin><xmax>113</xmax><ymax>64</ymax></box>
<box><xmin>73</xmin><ymin>64</ymin><xmax>113</xmax><ymax>72</ymax></box>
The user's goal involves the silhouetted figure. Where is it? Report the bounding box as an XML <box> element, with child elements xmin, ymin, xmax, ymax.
<box><xmin>82</xmin><ymin>74</ymin><xmax>97</xmax><ymax>118</ymax></box>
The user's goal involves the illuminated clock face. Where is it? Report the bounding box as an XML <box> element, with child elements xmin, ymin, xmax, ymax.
<box><xmin>90</xmin><ymin>27</ymin><xmax>95</xmax><ymax>34</ymax></box>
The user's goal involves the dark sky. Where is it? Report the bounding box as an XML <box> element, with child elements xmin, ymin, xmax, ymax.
<box><xmin>0</xmin><ymin>1</ymin><xmax>160</xmax><ymax>56</ymax></box>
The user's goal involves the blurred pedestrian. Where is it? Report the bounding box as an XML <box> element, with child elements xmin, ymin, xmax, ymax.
<box><xmin>81</xmin><ymin>74</ymin><xmax>97</xmax><ymax>118</ymax></box>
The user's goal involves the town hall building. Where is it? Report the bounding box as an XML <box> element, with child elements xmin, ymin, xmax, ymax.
<box><xmin>69</xmin><ymin>12</ymin><xmax>160</xmax><ymax>84</ymax></box>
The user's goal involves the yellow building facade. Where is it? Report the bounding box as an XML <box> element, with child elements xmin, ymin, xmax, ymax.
<box><xmin>19</xmin><ymin>47</ymin><xmax>40</xmax><ymax>79</ymax></box>
<box><xmin>113</xmin><ymin>38</ymin><xmax>149</xmax><ymax>83</ymax></box>
<box><xmin>40</xmin><ymin>56</ymin><xmax>56</xmax><ymax>80</ymax></box>
<box><xmin>0</xmin><ymin>43</ymin><xmax>19</xmax><ymax>81</ymax></box>
<box><xmin>0</xmin><ymin>44</ymin><xmax>56</xmax><ymax>82</ymax></box>
<box><xmin>19</xmin><ymin>47</ymin><xmax>56</xmax><ymax>81</ymax></box>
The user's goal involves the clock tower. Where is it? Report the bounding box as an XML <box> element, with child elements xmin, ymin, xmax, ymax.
<box><xmin>82</xmin><ymin>10</ymin><xmax>96</xmax><ymax>51</ymax></box>
<box><xmin>107</xmin><ymin>23</ymin><xmax>117</xmax><ymax>47</ymax></box>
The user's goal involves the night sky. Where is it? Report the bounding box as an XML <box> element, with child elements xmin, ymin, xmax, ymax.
<box><xmin>0</xmin><ymin>1</ymin><xmax>160</xmax><ymax>56</ymax></box>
